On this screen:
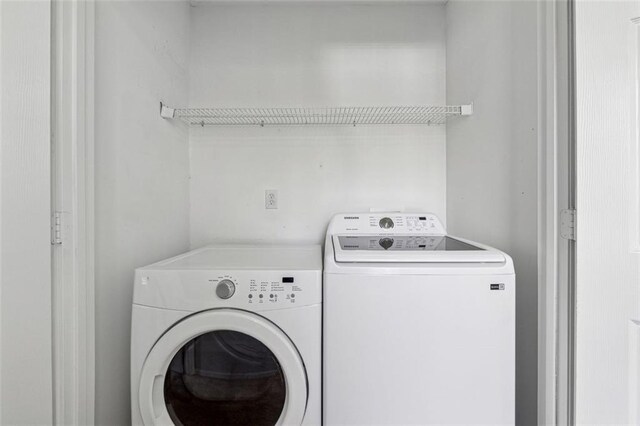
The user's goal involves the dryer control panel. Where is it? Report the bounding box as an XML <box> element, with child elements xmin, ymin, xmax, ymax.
<box><xmin>133</xmin><ymin>245</ymin><xmax>322</xmax><ymax>312</ymax></box>
<box><xmin>330</xmin><ymin>213</ymin><xmax>446</xmax><ymax>235</ymax></box>
<box><xmin>134</xmin><ymin>268</ymin><xmax>322</xmax><ymax>312</ymax></box>
<box><xmin>208</xmin><ymin>272</ymin><xmax>310</xmax><ymax>307</ymax></box>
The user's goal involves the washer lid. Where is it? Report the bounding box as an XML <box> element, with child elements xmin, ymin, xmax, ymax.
<box><xmin>332</xmin><ymin>235</ymin><xmax>506</xmax><ymax>263</ymax></box>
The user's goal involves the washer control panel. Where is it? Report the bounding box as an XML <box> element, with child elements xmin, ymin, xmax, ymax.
<box><xmin>333</xmin><ymin>213</ymin><xmax>446</xmax><ymax>235</ymax></box>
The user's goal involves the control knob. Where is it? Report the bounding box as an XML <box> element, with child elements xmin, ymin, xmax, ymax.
<box><xmin>379</xmin><ymin>217</ymin><xmax>394</xmax><ymax>229</ymax></box>
<box><xmin>379</xmin><ymin>238</ymin><xmax>394</xmax><ymax>250</ymax></box>
<box><xmin>216</xmin><ymin>279</ymin><xmax>236</xmax><ymax>299</ymax></box>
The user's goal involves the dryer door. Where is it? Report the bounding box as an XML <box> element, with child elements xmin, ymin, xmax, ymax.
<box><xmin>138</xmin><ymin>309</ymin><xmax>307</xmax><ymax>426</ymax></box>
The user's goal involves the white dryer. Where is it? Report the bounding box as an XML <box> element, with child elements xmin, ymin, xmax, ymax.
<box><xmin>323</xmin><ymin>213</ymin><xmax>515</xmax><ymax>425</ymax></box>
<box><xmin>131</xmin><ymin>245</ymin><xmax>321</xmax><ymax>426</ymax></box>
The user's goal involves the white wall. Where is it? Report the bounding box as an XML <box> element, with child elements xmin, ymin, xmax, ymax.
<box><xmin>0</xmin><ymin>1</ymin><xmax>53</xmax><ymax>424</ymax></box>
<box><xmin>94</xmin><ymin>2</ymin><xmax>191</xmax><ymax>424</ymax></box>
<box><xmin>445</xmin><ymin>1</ymin><xmax>539</xmax><ymax>424</ymax></box>
<box><xmin>575</xmin><ymin>1</ymin><xmax>640</xmax><ymax>423</ymax></box>
<box><xmin>188</xmin><ymin>3</ymin><xmax>447</xmax><ymax>246</ymax></box>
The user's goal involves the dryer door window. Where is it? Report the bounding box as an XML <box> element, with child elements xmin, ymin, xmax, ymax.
<box><xmin>164</xmin><ymin>330</ymin><xmax>286</xmax><ymax>426</ymax></box>
<box><xmin>138</xmin><ymin>309</ymin><xmax>308</xmax><ymax>426</ymax></box>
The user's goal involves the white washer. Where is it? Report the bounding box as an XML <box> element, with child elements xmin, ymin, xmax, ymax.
<box><xmin>131</xmin><ymin>245</ymin><xmax>322</xmax><ymax>426</ymax></box>
<box><xmin>323</xmin><ymin>213</ymin><xmax>515</xmax><ymax>425</ymax></box>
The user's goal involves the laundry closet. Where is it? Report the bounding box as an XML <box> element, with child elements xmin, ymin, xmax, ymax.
<box><xmin>93</xmin><ymin>1</ymin><xmax>539</xmax><ymax>424</ymax></box>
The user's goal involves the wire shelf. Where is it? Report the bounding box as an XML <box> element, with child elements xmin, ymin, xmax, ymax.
<box><xmin>160</xmin><ymin>103</ymin><xmax>473</xmax><ymax>127</ymax></box>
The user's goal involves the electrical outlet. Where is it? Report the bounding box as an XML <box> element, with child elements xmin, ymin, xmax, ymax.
<box><xmin>265</xmin><ymin>190</ymin><xmax>278</xmax><ymax>209</ymax></box>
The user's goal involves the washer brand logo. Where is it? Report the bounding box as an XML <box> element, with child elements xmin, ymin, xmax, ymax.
<box><xmin>344</xmin><ymin>216</ymin><xmax>360</xmax><ymax>220</ymax></box>
<box><xmin>490</xmin><ymin>283</ymin><xmax>506</xmax><ymax>290</ymax></box>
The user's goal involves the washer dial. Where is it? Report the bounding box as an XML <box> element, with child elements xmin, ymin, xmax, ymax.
<box><xmin>379</xmin><ymin>217</ymin><xmax>394</xmax><ymax>229</ymax></box>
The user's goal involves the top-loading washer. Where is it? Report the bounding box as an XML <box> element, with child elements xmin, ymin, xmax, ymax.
<box><xmin>131</xmin><ymin>244</ymin><xmax>321</xmax><ymax>426</ymax></box>
<box><xmin>323</xmin><ymin>213</ymin><xmax>515</xmax><ymax>425</ymax></box>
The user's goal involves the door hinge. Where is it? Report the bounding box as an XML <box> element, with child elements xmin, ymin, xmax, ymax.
<box><xmin>560</xmin><ymin>209</ymin><xmax>576</xmax><ymax>241</ymax></box>
<box><xmin>51</xmin><ymin>211</ymin><xmax>63</xmax><ymax>245</ymax></box>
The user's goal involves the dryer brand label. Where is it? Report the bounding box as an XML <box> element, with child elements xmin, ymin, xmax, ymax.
<box><xmin>344</xmin><ymin>216</ymin><xmax>360</xmax><ymax>220</ymax></box>
<box><xmin>490</xmin><ymin>283</ymin><xmax>505</xmax><ymax>290</ymax></box>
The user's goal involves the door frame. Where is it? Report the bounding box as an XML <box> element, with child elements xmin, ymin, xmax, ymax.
<box><xmin>538</xmin><ymin>0</ymin><xmax>576</xmax><ymax>424</ymax></box>
<box><xmin>51</xmin><ymin>0</ymin><xmax>95</xmax><ymax>424</ymax></box>
<box><xmin>51</xmin><ymin>1</ymin><xmax>575</xmax><ymax>424</ymax></box>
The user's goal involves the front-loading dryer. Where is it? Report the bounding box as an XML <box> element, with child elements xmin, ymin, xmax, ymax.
<box><xmin>131</xmin><ymin>245</ymin><xmax>321</xmax><ymax>426</ymax></box>
<box><xmin>323</xmin><ymin>213</ymin><xmax>515</xmax><ymax>425</ymax></box>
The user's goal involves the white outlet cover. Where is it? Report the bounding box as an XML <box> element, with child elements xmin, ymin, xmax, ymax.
<box><xmin>265</xmin><ymin>190</ymin><xmax>278</xmax><ymax>209</ymax></box>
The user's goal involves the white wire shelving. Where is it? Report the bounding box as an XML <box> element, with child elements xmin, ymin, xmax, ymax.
<box><xmin>160</xmin><ymin>102</ymin><xmax>473</xmax><ymax>127</ymax></box>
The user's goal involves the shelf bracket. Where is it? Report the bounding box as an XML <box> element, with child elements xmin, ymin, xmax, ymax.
<box><xmin>460</xmin><ymin>103</ymin><xmax>474</xmax><ymax>116</ymax></box>
<box><xmin>160</xmin><ymin>102</ymin><xmax>175</xmax><ymax>119</ymax></box>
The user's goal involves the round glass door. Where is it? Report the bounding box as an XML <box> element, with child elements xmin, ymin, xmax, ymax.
<box><xmin>138</xmin><ymin>309</ymin><xmax>307</xmax><ymax>426</ymax></box>
<box><xmin>164</xmin><ymin>330</ymin><xmax>286</xmax><ymax>426</ymax></box>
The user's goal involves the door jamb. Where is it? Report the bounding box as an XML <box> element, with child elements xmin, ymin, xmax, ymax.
<box><xmin>538</xmin><ymin>0</ymin><xmax>559</xmax><ymax>423</ymax></box>
<box><xmin>51</xmin><ymin>0</ymin><xmax>95</xmax><ymax>424</ymax></box>
<box><xmin>538</xmin><ymin>0</ymin><xmax>575</xmax><ymax>424</ymax></box>
<box><xmin>557</xmin><ymin>0</ymin><xmax>577</xmax><ymax>423</ymax></box>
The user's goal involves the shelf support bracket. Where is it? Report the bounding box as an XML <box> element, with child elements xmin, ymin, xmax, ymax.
<box><xmin>160</xmin><ymin>102</ymin><xmax>175</xmax><ymax>119</ymax></box>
